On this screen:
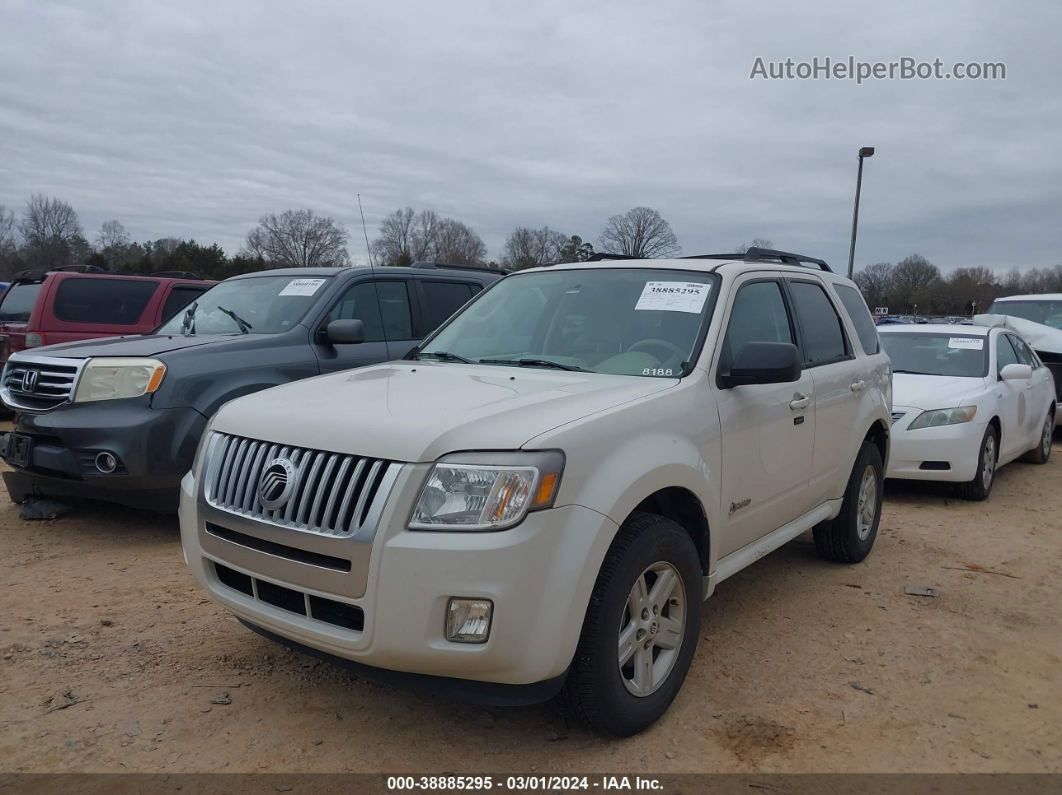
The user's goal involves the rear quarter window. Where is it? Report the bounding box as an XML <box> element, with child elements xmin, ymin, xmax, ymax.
<box><xmin>0</xmin><ymin>282</ymin><xmax>43</xmax><ymax>322</ymax></box>
<box><xmin>833</xmin><ymin>283</ymin><xmax>881</xmax><ymax>354</ymax></box>
<box><xmin>54</xmin><ymin>278</ymin><xmax>159</xmax><ymax>325</ymax></box>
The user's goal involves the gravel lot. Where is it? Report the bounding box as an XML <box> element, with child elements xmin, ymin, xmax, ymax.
<box><xmin>1</xmin><ymin>440</ymin><xmax>1060</xmax><ymax>774</ymax></box>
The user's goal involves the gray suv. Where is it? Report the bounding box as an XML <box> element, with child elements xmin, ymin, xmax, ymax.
<box><xmin>0</xmin><ymin>264</ymin><xmax>500</xmax><ymax>510</ymax></box>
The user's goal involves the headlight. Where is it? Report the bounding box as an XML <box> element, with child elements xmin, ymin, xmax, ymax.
<box><xmin>907</xmin><ymin>405</ymin><xmax>977</xmax><ymax>430</ymax></box>
<box><xmin>72</xmin><ymin>358</ymin><xmax>166</xmax><ymax>403</ymax></box>
<box><xmin>409</xmin><ymin>451</ymin><xmax>564</xmax><ymax>531</ymax></box>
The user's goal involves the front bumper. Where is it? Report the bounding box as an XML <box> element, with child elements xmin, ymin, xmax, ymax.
<box><xmin>1</xmin><ymin>398</ymin><xmax>207</xmax><ymax>511</ymax></box>
<box><xmin>180</xmin><ymin>467</ymin><xmax>619</xmax><ymax>692</ymax></box>
<box><xmin>886</xmin><ymin>407</ymin><xmax>987</xmax><ymax>482</ymax></box>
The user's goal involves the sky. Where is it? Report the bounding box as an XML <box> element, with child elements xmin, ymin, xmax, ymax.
<box><xmin>1</xmin><ymin>0</ymin><xmax>1060</xmax><ymax>271</ymax></box>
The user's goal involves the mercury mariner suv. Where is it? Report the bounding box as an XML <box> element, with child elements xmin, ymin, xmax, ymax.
<box><xmin>180</xmin><ymin>248</ymin><xmax>892</xmax><ymax>736</ymax></box>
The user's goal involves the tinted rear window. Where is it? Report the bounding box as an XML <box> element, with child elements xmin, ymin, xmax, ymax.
<box><xmin>54</xmin><ymin>278</ymin><xmax>158</xmax><ymax>325</ymax></box>
<box><xmin>420</xmin><ymin>281</ymin><xmax>475</xmax><ymax>332</ymax></box>
<box><xmin>0</xmin><ymin>283</ymin><xmax>43</xmax><ymax>322</ymax></box>
<box><xmin>833</xmin><ymin>283</ymin><xmax>880</xmax><ymax>354</ymax></box>
<box><xmin>789</xmin><ymin>280</ymin><xmax>850</xmax><ymax>365</ymax></box>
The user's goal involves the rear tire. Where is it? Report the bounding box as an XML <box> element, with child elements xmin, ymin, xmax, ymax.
<box><xmin>1021</xmin><ymin>410</ymin><xmax>1053</xmax><ymax>464</ymax></box>
<box><xmin>813</xmin><ymin>441</ymin><xmax>883</xmax><ymax>563</ymax></box>
<box><xmin>956</xmin><ymin>425</ymin><xmax>998</xmax><ymax>501</ymax></box>
<box><xmin>562</xmin><ymin>512</ymin><xmax>702</xmax><ymax>737</ymax></box>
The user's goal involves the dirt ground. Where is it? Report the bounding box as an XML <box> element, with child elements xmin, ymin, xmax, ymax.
<box><xmin>1</xmin><ymin>442</ymin><xmax>1060</xmax><ymax>775</ymax></box>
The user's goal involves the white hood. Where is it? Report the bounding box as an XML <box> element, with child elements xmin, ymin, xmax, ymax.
<box><xmin>891</xmin><ymin>373</ymin><xmax>988</xmax><ymax>411</ymax></box>
<box><xmin>975</xmin><ymin>313</ymin><xmax>1062</xmax><ymax>354</ymax></box>
<box><xmin>212</xmin><ymin>361</ymin><xmax>676</xmax><ymax>462</ymax></box>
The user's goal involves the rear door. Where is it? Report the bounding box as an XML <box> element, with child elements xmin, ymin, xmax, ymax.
<box><xmin>412</xmin><ymin>278</ymin><xmax>481</xmax><ymax>357</ymax></box>
<box><xmin>312</xmin><ymin>277</ymin><xmax>415</xmax><ymax>374</ymax></box>
<box><xmin>714</xmin><ymin>276</ymin><xmax>815</xmax><ymax>555</ymax></box>
<box><xmin>1007</xmin><ymin>333</ymin><xmax>1052</xmax><ymax>447</ymax></box>
<box><xmin>786</xmin><ymin>278</ymin><xmax>862</xmax><ymax>504</ymax></box>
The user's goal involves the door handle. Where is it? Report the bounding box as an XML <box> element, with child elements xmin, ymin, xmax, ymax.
<box><xmin>789</xmin><ymin>393</ymin><xmax>811</xmax><ymax>410</ymax></box>
<box><xmin>850</xmin><ymin>380</ymin><xmax>866</xmax><ymax>392</ymax></box>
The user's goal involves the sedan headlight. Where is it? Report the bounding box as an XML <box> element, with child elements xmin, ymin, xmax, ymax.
<box><xmin>907</xmin><ymin>405</ymin><xmax>977</xmax><ymax>430</ymax></box>
<box><xmin>73</xmin><ymin>358</ymin><xmax>167</xmax><ymax>403</ymax></box>
<box><xmin>409</xmin><ymin>451</ymin><xmax>564</xmax><ymax>531</ymax></box>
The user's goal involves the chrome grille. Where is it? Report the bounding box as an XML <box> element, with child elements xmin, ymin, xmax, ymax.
<box><xmin>890</xmin><ymin>411</ymin><xmax>906</xmax><ymax>425</ymax></box>
<box><xmin>204</xmin><ymin>433</ymin><xmax>398</xmax><ymax>537</ymax></box>
<box><xmin>1</xmin><ymin>356</ymin><xmax>81</xmax><ymax>412</ymax></box>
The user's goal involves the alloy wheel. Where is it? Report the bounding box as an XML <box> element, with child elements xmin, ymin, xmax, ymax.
<box><xmin>618</xmin><ymin>562</ymin><xmax>685</xmax><ymax>697</ymax></box>
<box><xmin>855</xmin><ymin>464</ymin><xmax>878</xmax><ymax>541</ymax></box>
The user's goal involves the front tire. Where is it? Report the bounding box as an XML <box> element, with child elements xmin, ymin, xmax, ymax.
<box><xmin>813</xmin><ymin>441</ymin><xmax>883</xmax><ymax>563</ymax></box>
<box><xmin>957</xmin><ymin>425</ymin><xmax>998</xmax><ymax>501</ymax></box>
<box><xmin>1021</xmin><ymin>409</ymin><xmax>1054</xmax><ymax>464</ymax></box>
<box><xmin>563</xmin><ymin>512</ymin><xmax>702</xmax><ymax>737</ymax></box>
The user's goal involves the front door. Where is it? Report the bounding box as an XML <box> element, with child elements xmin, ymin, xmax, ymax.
<box><xmin>994</xmin><ymin>332</ymin><xmax>1027</xmax><ymax>459</ymax></box>
<box><xmin>714</xmin><ymin>277</ymin><xmax>815</xmax><ymax>556</ymax></box>
<box><xmin>312</xmin><ymin>278</ymin><xmax>416</xmax><ymax>374</ymax></box>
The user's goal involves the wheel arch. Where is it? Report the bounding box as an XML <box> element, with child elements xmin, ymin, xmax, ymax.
<box><xmin>629</xmin><ymin>487</ymin><xmax>711</xmax><ymax>576</ymax></box>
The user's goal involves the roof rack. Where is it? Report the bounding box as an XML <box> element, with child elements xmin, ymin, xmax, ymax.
<box><xmin>410</xmin><ymin>261</ymin><xmax>512</xmax><ymax>275</ymax></box>
<box><xmin>586</xmin><ymin>253</ymin><xmax>643</xmax><ymax>262</ymax></box>
<box><xmin>683</xmin><ymin>248</ymin><xmax>831</xmax><ymax>272</ymax></box>
<box><xmin>742</xmin><ymin>247</ymin><xmax>831</xmax><ymax>272</ymax></box>
<box><xmin>141</xmin><ymin>271</ymin><xmax>202</xmax><ymax>280</ymax></box>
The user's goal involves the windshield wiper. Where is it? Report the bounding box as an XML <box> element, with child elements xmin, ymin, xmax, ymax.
<box><xmin>415</xmin><ymin>350</ymin><xmax>473</xmax><ymax>363</ymax></box>
<box><xmin>181</xmin><ymin>302</ymin><xmax>197</xmax><ymax>336</ymax></box>
<box><xmin>479</xmin><ymin>358</ymin><xmax>586</xmax><ymax>372</ymax></box>
<box><xmin>217</xmin><ymin>305</ymin><xmax>253</xmax><ymax>334</ymax></box>
<box><xmin>891</xmin><ymin>369</ymin><xmax>934</xmax><ymax>375</ymax></box>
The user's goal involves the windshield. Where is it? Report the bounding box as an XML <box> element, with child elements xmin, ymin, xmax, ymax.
<box><xmin>0</xmin><ymin>282</ymin><xmax>43</xmax><ymax>323</ymax></box>
<box><xmin>988</xmin><ymin>299</ymin><xmax>1062</xmax><ymax>330</ymax></box>
<box><xmin>156</xmin><ymin>275</ymin><xmax>329</xmax><ymax>336</ymax></box>
<box><xmin>418</xmin><ymin>268</ymin><xmax>718</xmax><ymax>377</ymax></box>
<box><xmin>881</xmin><ymin>332</ymin><xmax>988</xmax><ymax>377</ymax></box>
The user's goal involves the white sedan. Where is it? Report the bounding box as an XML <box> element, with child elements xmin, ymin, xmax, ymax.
<box><xmin>879</xmin><ymin>323</ymin><xmax>1056</xmax><ymax>500</ymax></box>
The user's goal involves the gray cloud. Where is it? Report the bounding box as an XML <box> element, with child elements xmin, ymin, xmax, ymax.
<box><xmin>1</xmin><ymin>0</ymin><xmax>1059</xmax><ymax>270</ymax></box>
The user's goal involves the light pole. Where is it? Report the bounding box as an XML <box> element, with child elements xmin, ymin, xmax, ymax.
<box><xmin>846</xmin><ymin>146</ymin><xmax>875</xmax><ymax>279</ymax></box>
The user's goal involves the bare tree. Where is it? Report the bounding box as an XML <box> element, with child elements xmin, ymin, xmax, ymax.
<box><xmin>598</xmin><ymin>207</ymin><xmax>680</xmax><ymax>258</ymax></box>
<box><xmin>0</xmin><ymin>204</ymin><xmax>16</xmax><ymax>256</ymax></box>
<box><xmin>371</xmin><ymin>207</ymin><xmax>441</xmax><ymax>266</ymax></box>
<box><xmin>853</xmin><ymin>262</ymin><xmax>895</xmax><ymax>310</ymax></box>
<box><xmin>502</xmin><ymin>226</ymin><xmax>567</xmax><ymax>270</ymax></box>
<box><xmin>735</xmin><ymin>238</ymin><xmax>774</xmax><ymax>254</ymax></box>
<box><xmin>891</xmin><ymin>254</ymin><xmax>942</xmax><ymax>312</ymax></box>
<box><xmin>243</xmin><ymin>209</ymin><xmax>350</xmax><ymax>267</ymax></box>
<box><xmin>433</xmin><ymin>218</ymin><xmax>486</xmax><ymax>265</ymax></box>
<box><xmin>96</xmin><ymin>220</ymin><xmax>130</xmax><ymax>251</ymax></box>
<box><xmin>95</xmin><ymin>219</ymin><xmax>134</xmax><ymax>267</ymax></box>
<box><xmin>557</xmin><ymin>234</ymin><xmax>594</xmax><ymax>262</ymax></box>
<box><xmin>20</xmin><ymin>195</ymin><xmax>86</xmax><ymax>267</ymax></box>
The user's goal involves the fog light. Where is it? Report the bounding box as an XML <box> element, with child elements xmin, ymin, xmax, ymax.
<box><xmin>95</xmin><ymin>451</ymin><xmax>119</xmax><ymax>474</ymax></box>
<box><xmin>445</xmin><ymin>598</ymin><xmax>493</xmax><ymax>643</ymax></box>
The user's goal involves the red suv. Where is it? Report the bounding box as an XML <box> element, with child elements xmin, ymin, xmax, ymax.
<box><xmin>0</xmin><ymin>269</ymin><xmax>214</xmax><ymax>367</ymax></box>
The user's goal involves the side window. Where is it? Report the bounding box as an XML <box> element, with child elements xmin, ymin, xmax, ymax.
<box><xmin>996</xmin><ymin>334</ymin><xmax>1020</xmax><ymax>375</ymax></box>
<box><xmin>1009</xmin><ymin>335</ymin><xmax>1039</xmax><ymax>368</ymax></box>
<box><xmin>328</xmin><ymin>281</ymin><xmax>412</xmax><ymax>342</ymax></box>
<box><xmin>833</xmin><ymin>283</ymin><xmax>880</xmax><ymax>354</ymax></box>
<box><xmin>789</xmin><ymin>281</ymin><xmax>850</xmax><ymax>366</ymax></box>
<box><xmin>161</xmin><ymin>286</ymin><xmax>209</xmax><ymax>323</ymax></box>
<box><xmin>720</xmin><ymin>280</ymin><xmax>793</xmax><ymax>374</ymax></box>
<box><xmin>54</xmin><ymin>278</ymin><xmax>158</xmax><ymax>325</ymax></box>
<box><xmin>419</xmin><ymin>280</ymin><xmax>475</xmax><ymax>333</ymax></box>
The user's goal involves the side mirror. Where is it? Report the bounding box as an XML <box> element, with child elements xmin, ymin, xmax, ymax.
<box><xmin>324</xmin><ymin>318</ymin><xmax>364</xmax><ymax>345</ymax></box>
<box><xmin>719</xmin><ymin>341</ymin><xmax>802</xmax><ymax>388</ymax></box>
<box><xmin>1000</xmin><ymin>363</ymin><xmax>1032</xmax><ymax>381</ymax></box>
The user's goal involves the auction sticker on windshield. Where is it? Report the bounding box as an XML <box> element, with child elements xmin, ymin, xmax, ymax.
<box><xmin>635</xmin><ymin>281</ymin><xmax>711</xmax><ymax>314</ymax></box>
<box><xmin>948</xmin><ymin>337</ymin><xmax>984</xmax><ymax>350</ymax></box>
<box><xmin>279</xmin><ymin>278</ymin><xmax>326</xmax><ymax>297</ymax></box>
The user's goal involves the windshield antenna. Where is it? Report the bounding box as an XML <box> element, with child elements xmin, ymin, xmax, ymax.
<box><xmin>357</xmin><ymin>193</ymin><xmax>388</xmax><ymax>344</ymax></box>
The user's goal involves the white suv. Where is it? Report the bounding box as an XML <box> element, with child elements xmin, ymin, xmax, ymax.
<box><xmin>179</xmin><ymin>248</ymin><xmax>892</xmax><ymax>736</ymax></box>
